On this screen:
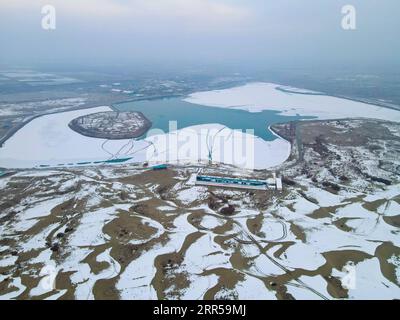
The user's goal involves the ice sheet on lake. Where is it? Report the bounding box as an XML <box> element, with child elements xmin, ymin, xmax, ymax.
<box><xmin>185</xmin><ymin>82</ymin><xmax>400</xmax><ymax>122</ymax></box>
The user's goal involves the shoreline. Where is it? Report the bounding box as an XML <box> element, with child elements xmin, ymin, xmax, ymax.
<box><xmin>2</xmin><ymin>82</ymin><xmax>400</xmax><ymax>170</ymax></box>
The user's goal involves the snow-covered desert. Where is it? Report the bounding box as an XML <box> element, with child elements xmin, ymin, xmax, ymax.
<box><xmin>1</xmin><ymin>82</ymin><xmax>400</xmax><ymax>300</ymax></box>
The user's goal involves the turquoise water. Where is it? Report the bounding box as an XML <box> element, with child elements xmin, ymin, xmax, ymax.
<box><xmin>114</xmin><ymin>97</ymin><xmax>313</xmax><ymax>141</ymax></box>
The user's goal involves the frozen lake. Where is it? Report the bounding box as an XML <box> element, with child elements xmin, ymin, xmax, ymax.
<box><xmin>1</xmin><ymin>82</ymin><xmax>400</xmax><ymax>169</ymax></box>
<box><xmin>115</xmin><ymin>96</ymin><xmax>309</xmax><ymax>141</ymax></box>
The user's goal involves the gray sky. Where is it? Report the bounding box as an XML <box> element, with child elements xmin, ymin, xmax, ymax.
<box><xmin>0</xmin><ymin>0</ymin><xmax>399</xmax><ymax>70</ymax></box>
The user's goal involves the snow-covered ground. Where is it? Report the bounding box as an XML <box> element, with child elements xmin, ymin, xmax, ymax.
<box><xmin>0</xmin><ymin>106</ymin><xmax>151</xmax><ymax>168</ymax></box>
<box><xmin>185</xmin><ymin>82</ymin><xmax>400</xmax><ymax>121</ymax></box>
<box><xmin>0</xmin><ymin>147</ymin><xmax>399</xmax><ymax>300</ymax></box>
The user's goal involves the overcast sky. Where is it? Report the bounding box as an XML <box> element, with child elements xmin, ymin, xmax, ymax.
<box><xmin>0</xmin><ymin>0</ymin><xmax>399</xmax><ymax>70</ymax></box>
